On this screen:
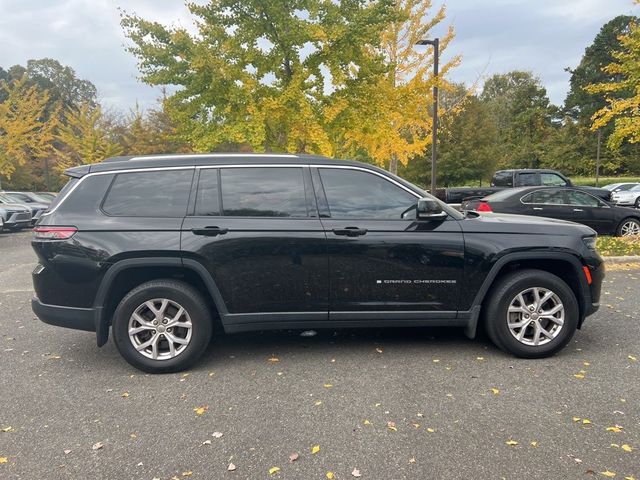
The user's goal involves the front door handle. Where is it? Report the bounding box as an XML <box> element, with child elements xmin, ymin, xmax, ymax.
<box><xmin>332</xmin><ymin>227</ymin><xmax>367</xmax><ymax>237</ymax></box>
<box><xmin>191</xmin><ymin>226</ymin><xmax>229</xmax><ymax>236</ymax></box>
<box><xmin>532</xmin><ymin>207</ymin><xmax>544</xmax><ymax>211</ymax></box>
<box><xmin>573</xmin><ymin>208</ymin><xmax>584</xmax><ymax>212</ymax></box>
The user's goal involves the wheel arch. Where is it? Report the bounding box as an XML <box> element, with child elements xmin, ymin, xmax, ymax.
<box><xmin>93</xmin><ymin>257</ymin><xmax>227</xmax><ymax>347</ymax></box>
<box><xmin>471</xmin><ymin>252</ymin><xmax>591</xmax><ymax>330</ymax></box>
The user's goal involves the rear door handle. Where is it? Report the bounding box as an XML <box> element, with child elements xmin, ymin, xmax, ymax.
<box><xmin>573</xmin><ymin>208</ymin><xmax>584</xmax><ymax>212</ymax></box>
<box><xmin>191</xmin><ymin>226</ymin><xmax>229</xmax><ymax>236</ymax></box>
<box><xmin>332</xmin><ymin>227</ymin><xmax>367</xmax><ymax>237</ymax></box>
<box><xmin>532</xmin><ymin>207</ymin><xmax>544</xmax><ymax>211</ymax></box>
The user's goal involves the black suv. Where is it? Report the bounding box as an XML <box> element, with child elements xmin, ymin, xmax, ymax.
<box><xmin>31</xmin><ymin>154</ymin><xmax>604</xmax><ymax>373</ymax></box>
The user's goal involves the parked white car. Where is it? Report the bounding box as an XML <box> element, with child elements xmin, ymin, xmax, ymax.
<box><xmin>611</xmin><ymin>184</ymin><xmax>640</xmax><ymax>208</ymax></box>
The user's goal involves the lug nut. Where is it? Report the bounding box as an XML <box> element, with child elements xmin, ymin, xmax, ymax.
<box><xmin>162</xmin><ymin>319</ymin><xmax>168</xmax><ymax>324</ymax></box>
<box><xmin>152</xmin><ymin>320</ymin><xmax>158</xmax><ymax>325</ymax></box>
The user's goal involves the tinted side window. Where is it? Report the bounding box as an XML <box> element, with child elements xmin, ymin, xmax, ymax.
<box><xmin>195</xmin><ymin>169</ymin><xmax>220</xmax><ymax>216</ymax></box>
<box><xmin>492</xmin><ymin>171</ymin><xmax>512</xmax><ymax>187</ymax></box>
<box><xmin>102</xmin><ymin>169</ymin><xmax>193</xmax><ymax>217</ymax></box>
<box><xmin>540</xmin><ymin>173</ymin><xmax>567</xmax><ymax>186</ymax></box>
<box><xmin>566</xmin><ymin>190</ymin><xmax>600</xmax><ymax>207</ymax></box>
<box><xmin>522</xmin><ymin>189</ymin><xmax>566</xmax><ymax>204</ymax></box>
<box><xmin>319</xmin><ymin>168</ymin><xmax>417</xmax><ymax>219</ymax></box>
<box><xmin>220</xmin><ymin>167</ymin><xmax>307</xmax><ymax>217</ymax></box>
<box><xmin>518</xmin><ymin>172</ymin><xmax>538</xmax><ymax>186</ymax></box>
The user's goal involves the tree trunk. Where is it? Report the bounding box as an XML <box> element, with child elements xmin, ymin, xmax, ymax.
<box><xmin>389</xmin><ymin>154</ymin><xmax>398</xmax><ymax>175</ymax></box>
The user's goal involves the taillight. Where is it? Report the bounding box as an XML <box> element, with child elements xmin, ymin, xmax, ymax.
<box><xmin>33</xmin><ymin>226</ymin><xmax>77</xmax><ymax>240</ymax></box>
<box><xmin>476</xmin><ymin>201</ymin><xmax>493</xmax><ymax>212</ymax></box>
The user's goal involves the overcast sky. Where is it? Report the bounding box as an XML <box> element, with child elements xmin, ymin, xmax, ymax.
<box><xmin>0</xmin><ymin>0</ymin><xmax>638</xmax><ymax>112</ymax></box>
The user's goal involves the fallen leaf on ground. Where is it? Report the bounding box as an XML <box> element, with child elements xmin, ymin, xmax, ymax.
<box><xmin>208</xmin><ymin>372</ymin><xmax>215</xmax><ymax>377</ymax></box>
<box><xmin>227</xmin><ymin>463</ymin><xmax>236</xmax><ymax>471</ymax></box>
<box><xmin>363</xmin><ymin>419</ymin><xmax>371</xmax><ymax>425</ymax></box>
<box><xmin>601</xmin><ymin>471</ymin><xmax>616</xmax><ymax>478</ymax></box>
<box><xmin>530</xmin><ymin>441</ymin><xmax>538</xmax><ymax>447</ymax></box>
<box><xmin>582</xmin><ymin>419</ymin><xmax>592</xmax><ymax>425</ymax></box>
<box><xmin>323</xmin><ymin>384</ymin><xmax>333</xmax><ymax>388</ymax></box>
<box><xmin>194</xmin><ymin>405</ymin><xmax>208</xmax><ymax>415</ymax></box>
<box><xmin>376</xmin><ymin>347</ymin><xmax>383</xmax><ymax>354</ymax></box>
<box><xmin>121</xmin><ymin>392</ymin><xmax>129</xmax><ymax>398</ymax></box>
<box><xmin>49</xmin><ymin>355</ymin><xmax>61</xmax><ymax>360</ymax></box>
<box><xmin>314</xmin><ymin>400</ymin><xmax>323</xmax><ymax>406</ymax></box>
<box><xmin>268</xmin><ymin>357</ymin><xmax>279</xmax><ymax>363</ymax></box>
<box><xmin>607</xmin><ymin>426</ymin><xmax>624</xmax><ymax>433</ymax></box>
<box><xmin>572</xmin><ymin>417</ymin><xmax>581</xmax><ymax>422</ymax></box>
<box><xmin>387</xmin><ymin>422</ymin><xmax>397</xmax><ymax>432</ymax></box>
<box><xmin>269</xmin><ymin>466</ymin><xmax>280</xmax><ymax>475</ymax></box>
<box><xmin>202</xmin><ymin>440</ymin><xmax>212</xmax><ymax>446</ymax></box>
<box><xmin>212</xmin><ymin>432</ymin><xmax>223</xmax><ymax>438</ymax></box>
<box><xmin>326</xmin><ymin>473</ymin><xmax>334</xmax><ymax>479</ymax></box>
<box><xmin>476</xmin><ymin>356</ymin><xmax>484</xmax><ymax>361</ymax></box>
<box><xmin>426</xmin><ymin>427</ymin><xmax>435</xmax><ymax>433</ymax></box>
<box><xmin>490</xmin><ymin>388</ymin><xmax>500</xmax><ymax>395</ymax></box>
<box><xmin>352</xmin><ymin>468</ymin><xmax>362</xmax><ymax>477</ymax></box>
<box><xmin>432</xmin><ymin>359</ymin><xmax>440</xmax><ymax>363</ymax></box>
<box><xmin>289</xmin><ymin>452</ymin><xmax>299</xmax><ymax>462</ymax></box>
<box><xmin>130</xmin><ymin>433</ymin><xmax>137</xmax><ymax>439</ymax></box>
<box><xmin>628</xmin><ymin>355</ymin><xmax>637</xmax><ymax>361</ymax></box>
<box><xmin>311</xmin><ymin>445</ymin><xmax>320</xmax><ymax>454</ymax></box>
<box><xmin>0</xmin><ymin>427</ymin><xmax>13</xmax><ymax>433</ymax></box>
<box><xmin>583</xmin><ymin>362</ymin><xmax>590</xmax><ymax>366</ymax></box>
<box><xmin>409</xmin><ymin>458</ymin><xmax>416</xmax><ymax>464</ymax></box>
<box><xmin>0</xmin><ymin>457</ymin><xmax>7</xmax><ymax>464</ymax></box>
<box><xmin>91</xmin><ymin>442</ymin><xmax>103</xmax><ymax>450</ymax></box>
<box><xmin>621</xmin><ymin>444</ymin><xmax>633</xmax><ymax>452</ymax></box>
<box><xmin>412</xmin><ymin>423</ymin><xmax>420</xmax><ymax>429</ymax></box>
<box><xmin>63</xmin><ymin>449</ymin><xmax>71</xmax><ymax>455</ymax></box>
<box><xmin>505</xmin><ymin>440</ymin><xmax>518</xmax><ymax>446</ymax></box>
<box><xmin>417</xmin><ymin>413</ymin><xmax>424</xmax><ymax>418</ymax></box>
<box><xmin>182</xmin><ymin>471</ymin><xmax>193</xmax><ymax>477</ymax></box>
<box><xmin>574</xmin><ymin>373</ymin><xmax>585</xmax><ymax>379</ymax></box>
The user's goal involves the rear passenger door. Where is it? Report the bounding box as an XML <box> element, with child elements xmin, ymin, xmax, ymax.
<box><xmin>181</xmin><ymin>165</ymin><xmax>328</xmax><ymax>328</ymax></box>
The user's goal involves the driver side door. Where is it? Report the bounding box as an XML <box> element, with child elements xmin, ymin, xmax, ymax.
<box><xmin>312</xmin><ymin>166</ymin><xmax>464</xmax><ymax>319</ymax></box>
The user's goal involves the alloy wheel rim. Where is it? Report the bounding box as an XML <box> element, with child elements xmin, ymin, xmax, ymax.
<box><xmin>507</xmin><ymin>287</ymin><xmax>564</xmax><ymax>346</ymax></box>
<box><xmin>621</xmin><ymin>221</ymin><xmax>640</xmax><ymax>236</ymax></box>
<box><xmin>128</xmin><ymin>298</ymin><xmax>193</xmax><ymax>360</ymax></box>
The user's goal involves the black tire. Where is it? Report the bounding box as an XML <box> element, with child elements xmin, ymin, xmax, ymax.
<box><xmin>635</xmin><ymin>196</ymin><xmax>640</xmax><ymax>209</ymax></box>
<box><xmin>112</xmin><ymin>279</ymin><xmax>213</xmax><ymax>373</ymax></box>
<box><xmin>484</xmin><ymin>269</ymin><xmax>579</xmax><ymax>358</ymax></box>
<box><xmin>616</xmin><ymin>217</ymin><xmax>640</xmax><ymax>237</ymax></box>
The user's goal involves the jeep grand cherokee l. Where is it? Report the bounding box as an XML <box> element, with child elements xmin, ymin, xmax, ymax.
<box><xmin>31</xmin><ymin>154</ymin><xmax>604</xmax><ymax>373</ymax></box>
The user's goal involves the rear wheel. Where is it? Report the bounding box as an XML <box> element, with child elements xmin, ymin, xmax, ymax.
<box><xmin>617</xmin><ymin>217</ymin><xmax>640</xmax><ymax>237</ymax></box>
<box><xmin>484</xmin><ymin>270</ymin><xmax>579</xmax><ymax>358</ymax></box>
<box><xmin>112</xmin><ymin>279</ymin><xmax>213</xmax><ymax>373</ymax></box>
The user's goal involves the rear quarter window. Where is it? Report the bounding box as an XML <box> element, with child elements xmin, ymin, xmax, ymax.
<box><xmin>102</xmin><ymin>169</ymin><xmax>194</xmax><ymax>217</ymax></box>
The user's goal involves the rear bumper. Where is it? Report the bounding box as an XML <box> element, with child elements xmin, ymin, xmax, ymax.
<box><xmin>31</xmin><ymin>297</ymin><xmax>96</xmax><ymax>332</ymax></box>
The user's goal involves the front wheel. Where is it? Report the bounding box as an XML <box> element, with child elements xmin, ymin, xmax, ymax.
<box><xmin>617</xmin><ymin>217</ymin><xmax>640</xmax><ymax>236</ymax></box>
<box><xmin>112</xmin><ymin>279</ymin><xmax>213</xmax><ymax>373</ymax></box>
<box><xmin>484</xmin><ymin>270</ymin><xmax>579</xmax><ymax>358</ymax></box>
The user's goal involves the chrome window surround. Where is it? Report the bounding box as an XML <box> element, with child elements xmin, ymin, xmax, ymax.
<box><xmin>46</xmin><ymin>163</ymin><xmax>422</xmax><ymax>217</ymax></box>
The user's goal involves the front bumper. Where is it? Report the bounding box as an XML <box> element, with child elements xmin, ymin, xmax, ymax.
<box><xmin>31</xmin><ymin>297</ymin><xmax>96</xmax><ymax>332</ymax></box>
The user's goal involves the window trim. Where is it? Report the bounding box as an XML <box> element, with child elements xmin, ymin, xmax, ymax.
<box><xmin>100</xmin><ymin>168</ymin><xmax>195</xmax><ymax>218</ymax></box>
<box><xmin>314</xmin><ymin>165</ymin><xmax>422</xmax><ymax>221</ymax></box>
<box><xmin>194</xmin><ymin>165</ymin><xmax>312</xmax><ymax>219</ymax></box>
<box><xmin>520</xmin><ymin>188</ymin><xmax>608</xmax><ymax>208</ymax></box>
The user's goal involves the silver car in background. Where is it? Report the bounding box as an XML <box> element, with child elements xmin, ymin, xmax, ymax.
<box><xmin>611</xmin><ymin>184</ymin><xmax>640</xmax><ymax>208</ymax></box>
<box><xmin>0</xmin><ymin>194</ymin><xmax>32</xmax><ymax>231</ymax></box>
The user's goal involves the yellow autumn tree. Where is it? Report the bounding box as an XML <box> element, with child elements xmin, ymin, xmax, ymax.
<box><xmin>55</xmin><ymin>102</ymin><xmax>122</xmax><ymax>171</ymax></box>
<box><xmin>0</xmin><ymin>75</ymin><xmax>56</xmax><ymax>179</ymax></box>
<box><xmin>587</xmin><ymin>9</ymin><xmax>640</xmax><ymax>149</ymax></box>
<box><xmin>336</xmin><ymin>0</ymin><xmax>460</xmax><ymax>173</ymax></box>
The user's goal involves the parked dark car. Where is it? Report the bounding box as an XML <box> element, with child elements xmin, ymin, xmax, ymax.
<box><xmin>439</xmin><ymin>169</ymin><xmax>611</xmax><ymax>204</ymax></box>
<box><xmin>31</xmin><ymin>154</ymin><xmax>603</xmax><ymax>372</ymax></box>
<box><xmin>462</xmin><ymin>187</ymin><xmax>640</xmax><ymax>236</ymax></box>
<box><xmin>1</xmin><ymin>191</ymin><xmax>49</xmax><ymax>225</ymax></box>
<box><xmin>0</xmin><ymin>194</ymin><xmax>32</xmax><ymax>231</ymax></box>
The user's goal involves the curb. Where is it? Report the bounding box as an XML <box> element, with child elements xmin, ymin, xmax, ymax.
<box><xmin>603</xmin><ymin>255</ymin><xmax>640</xmax><ymax>264</ymax></box>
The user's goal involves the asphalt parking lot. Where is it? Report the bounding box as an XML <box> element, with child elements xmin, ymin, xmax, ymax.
<box><xmin>0</xmin><ymin>231</ymin><xmax>638</xmax><ymax>480</ymax></box>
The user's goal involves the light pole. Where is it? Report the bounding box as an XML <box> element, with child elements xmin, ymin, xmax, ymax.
<box><xmin>416</xmin><ymin>38</ymin><xmax>439</xmax><ymax>196</ymax></box>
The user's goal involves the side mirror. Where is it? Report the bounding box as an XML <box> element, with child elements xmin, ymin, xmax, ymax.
<box><xmin>417</xmin><ymin>198</ymin><xmax>447</xmax><ymax>220</ymax></box>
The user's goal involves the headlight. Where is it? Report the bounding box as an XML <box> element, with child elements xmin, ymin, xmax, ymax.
<box><xmin>582</xmin><ymin>236</ymin><xmax>597</xmax><ymax>251</ymax></box>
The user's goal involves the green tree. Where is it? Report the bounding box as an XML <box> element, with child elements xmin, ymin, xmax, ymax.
<box><xmin>481</xmin><ymin>71</ymin><xmax>554</xmax><ymax>169</ymax></box>
<box><xmin>122</xmin><ymin>0</ymin><xmax>395</xmax><ymax>155</ymax></box>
